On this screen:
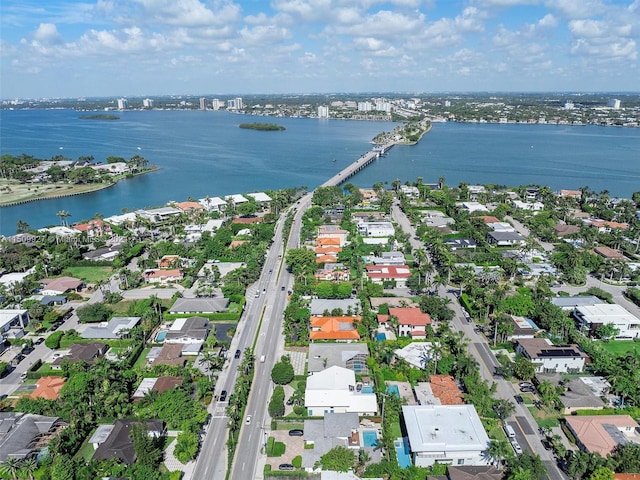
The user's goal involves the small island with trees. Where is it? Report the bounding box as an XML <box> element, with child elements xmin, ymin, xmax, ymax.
<box><xmin>79</xmin><ymin>114</ymin><xmax>120</xmax><ymax>120</ymax></box>
<box><xmin>239</xmin><ymin>122</ymin><xmax>285</xmax><ymax>131</ymax></box>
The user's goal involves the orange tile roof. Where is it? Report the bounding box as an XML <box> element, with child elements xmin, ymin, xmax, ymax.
<box><xmin>315</xmin><ymin>246</ymin><xmax>342</xmax><ymax>254</ymax></box>
<box><xmin>232</xmin><ymin>217</ymin><xmax>263</xmax><ymax>224</ymax></box>
<box><xmin>592</xmin><ymin>220</ymin><xmax>629</xmax><ymax>230</ymax></box>
<box><xmin>30</xmin><ymin>376</ymin><xmax>66</xmax><ymax>400</ymax></box>
<box><xmin>158</xmin><ymin>255</ymin><xmax>180</xmax><ymax>268</ymax></box>
<box><xmin>377</xmin><ymin>314</ymin><xmax>389</xmax><ymax>324</ymax></box>
<box><xmin>389</xmin><ymin>307</ymin><xmax>431</xmax><ymax>326</ymax></box>
<box><xmin>229</xmin><ymin>240</ymin><xmax>248</xmax><ymax>248</ymax></box>
<box><xmin>560</xmin><ymin>189</ymin><xmax>582</xmax><ymax>198</ymax></box>
<box><xmin>615</xmin><ymin>474</ymin><xmax>640</xmax><ymax>480</ymax></box>
<box><xmin>175</xmin><ymin>201</ymin><xmax>203</xmax><ymax>212</ymax></box>
<box><xmin>429</xmin><ymin>375</ymin><xmax>464</xmax><ymax>405</ymax></box>
<box><xmin>475</xmin><ymin>216</ymin><xmax>501</xmax><ymax>224</ymax></box>
<box><xmin>310</xmin><ymin>316</ymin><xmax>361</xmax><ymax>341</ymax></box>
<box><xmin>144</xmin><ymin>269</ymin><xmax>183</xmax><ymax>279</ymax></box>
<box><xmin>593</xmin><ymin>246</ymin><xmax>626</xmax><ymax>260</ymax></box>
<box><xmin>316</xmin><ymin>237</ymin><xmax>341</xmax><ymax>247</ymax></box>
<box><xmin>316</xmin><ymin>254</ymin><xmax>338</xmax><ymax>264</ymax></box>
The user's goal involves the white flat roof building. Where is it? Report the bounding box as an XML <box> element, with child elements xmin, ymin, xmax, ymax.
<box><xmin>402</xmin><ymin>405</ymin><xmax>491</xmax><ymax>467</ymax></box>
<box><xmin>305</xmin><ymin>366</ymin><xmax>377</xmax><ymax>416</ymax></box>
<box><xmin>574</xmin><ymin>303</ymin><xmax>640</xmax><ymax>339</ymax></box>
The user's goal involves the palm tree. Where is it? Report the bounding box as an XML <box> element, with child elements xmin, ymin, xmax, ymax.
<box><xmin>0</xmin><ymin>458</ymin><xmax>22</xmax><ymax>480</ymax></box>
<box><xmin>56</xmin><ymin>210</ymin><xmax>71</xmax><ymax>227</ymax></box>
<box><xmin>486</xmin><ymin>438</ymin><xmax>511</xmax><ymax>469</ymax></box>
<box><xmin>20</xmin><ymin>458</ymin><xmax>38</xmax><ymax>480</ymax></box>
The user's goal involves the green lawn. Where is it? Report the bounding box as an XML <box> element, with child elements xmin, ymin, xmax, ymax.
<box><xmin>74</xmin><ymin>437</ymin><xmax>97</xmax><ymax>461</ymax></box>
<box><xmin>389</xmin><ymin>422</ymin><xmax>402</xmax><ymax>438</ymax></box>
<box><xmin>63</xmin><ymin>266</ymin><xmax>113</xmax><ymax>284</ymax></box>
<box><xmin>600</xmin><ymin>340</ymin><xmax>640</xmax><ymax>356</ymax></box>
<box><xmin>528</xmin><ymin>407</ymin><xmax>561</xmax><ymax>428</ymax></box>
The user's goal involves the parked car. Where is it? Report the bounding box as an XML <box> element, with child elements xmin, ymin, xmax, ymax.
<box><xmin>219</xmin><ymin>390</ymin><xmax>228</xmax><ymax>402</ymax></box>
<box><xmin>514</xmin><ymin>395</ymin><xmax>524</xmax><ymax>404</ymax></box>
<box><xmin>234</xmin><ymin>349</ymin><xmax>241</xmax><ymax>359</ymax></box>
<box><xmin>279</xmin><ymin>464</ymin><xmax>294</xmax><ymax>471</ymax></box>
<box><xmin>34</xmin><ymin>338</ymin><xmax>44</xmax><ymax>345</ymax></box>
<box><xmin>281</xmin><ymin>285</ymin><xmax>285</xmax><ymax>291</ymax></box>
<box><xmin>288</xmin><ymin>429</ymin><xmax>304</xmax><ymax>436</ymax></box>
<box><xmin>520</xmin><ymin>386</ymin><xmax>535</xmax><ymax>393</ymax></box>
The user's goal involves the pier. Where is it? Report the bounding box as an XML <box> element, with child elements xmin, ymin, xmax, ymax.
<box><xmin>322</xmin><ymin>141</ymin><xmax>395</xmax><ymax>187</ymax></box>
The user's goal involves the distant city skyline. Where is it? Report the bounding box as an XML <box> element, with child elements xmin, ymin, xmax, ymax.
<box><xmin>1</xmin><ymin>0</ymin><xmax>639</xmax><ymax>99</ymax></box>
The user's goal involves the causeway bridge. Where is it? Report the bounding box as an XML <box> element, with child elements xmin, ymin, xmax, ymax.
<box><xmin>322</xmin><ymin>141</ymin><xmax>396</xmax><ymax>187</ymax></box>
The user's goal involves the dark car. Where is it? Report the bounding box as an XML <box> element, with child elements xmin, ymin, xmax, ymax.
<box><xmin>22</xmin><ymin>347</ymin><xmax>34</xmax><ymax>355</ymax></box>
<box><xmin>219</xmin><ymin>390</ymin><xmax>228</xmax><ymax>402</ymax></box>
<box><xmin>281</xmin><ymin>286</ymin><xmax>285</xmax><ymax>291</ymax></box>
<box><xmin>34</xmin><ymin>338</ymin><xmax>44</xmax><ymax>345</ymax></box>
<box><xmin>234</xmin><ymin>349</ymin><xmax>241</xmax><ymax>359</ymax></box>
<box><xmin>288</xmin><ymin>429</ymin><xmax>304</xmax><ymax>436</ymax></box>
<box><xmin>279</xmin><ymin>464</ymin><xmax>294</xmax><ymax>471</ymax></box>
<box><xmin>520</xmin><ymin>386</ymin><xmax>535</xmax><ymax>393</ymax></box>
<box><xmin>514</xmin><ymin>395</ymin><xmax>524</xmax><ymax>404</ymax></box>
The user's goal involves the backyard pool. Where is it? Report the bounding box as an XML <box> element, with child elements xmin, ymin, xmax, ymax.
<box><xmin>362</xmin><ymin>430</ymin><xmax>378</xmax><ymax>447</ymax></box>
<box><xmin>394</xmin><ymin>437</ymin><xmax>411</xmax><ymax>468</ymax></box>
<box><xmin>376</xmin><ymin>332</ymin><xmax>386</xmax><ymax>341</ymax></box>
<box><xmin>155</xmin><ymin>330</ymin><xmax>167</xmax><ymax>342</ymax></box>
<box><xmin>361</xmin><ymin>385</ymin><xmax>374</xmax><ymax>394</ymax></box>
<box><xmin>386</xmin><ymin>385</ymin><xmax>400</xmax><ymax>397</ymax></box>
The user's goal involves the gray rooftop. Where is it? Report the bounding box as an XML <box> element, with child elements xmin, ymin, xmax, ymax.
<box><xmin>88</xmin><ymin>424</ymin><xmax>115</xmax><ymax>445</ymax></box>
<box><xmin>551</xmin><ymin>296</ymin><xmax>602</xmax><ymax>310</ymax></box>
<box><xmin>0</xmin><ymin>412</ymin><xmax>66</xmax><ymax>461</ymax></box>
<box><xmin>308</xmin><ymin>343</ymin><xmax>369</xmax><ymax>374</ymax></box>
<box><xmin>560</xmin><ymin>378</ymin><xmax>605</xmax><ymax>410</ymax></box>
<box><xmin>302</xmin><ymin>413</ymin><xmax>359</xmax><ymax>469</ymax></box>
<box><xmin>169</xmin><ymin>297</ymin><xmax>230</xmax><ymax>314</ymax></box>
<box><xmin>309</xmin><ymin>298</ymin><xmax>361</xmax><ymax>316</ymax></box>
<box><xmin>81</xmin><ymin>317</ymin><xmax>140</xmax><ymax>339</ymax></box>
<box><xmin>164</xmin><ymin>316</ymin><xmax>210</xmax><ymax>342</ymax></box>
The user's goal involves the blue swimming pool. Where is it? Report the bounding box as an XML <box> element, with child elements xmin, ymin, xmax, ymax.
<box><xmin>376</xmin><ymin>332</ymin><xmax>386</xmax><ymax>341</ymax></box>
<box><xmin>361</xmin><ymin>385</ymin><xmax>374</xmax><ymax>393</ymax></box>
<box><xmin>394</xmin><ymin>437</ymin><xmax>411</xmax><ymax>468</ymax></box>
<box><xmin>386</xmin><ymin>385</ymin><xmax>400</xmax><ymax>397</ymax></box>
<box><xmin>363</xmin><ymin>430</ymin><xmax>378</xmax><ymax>447</ymax></box>
<box><xmin>155</xmin><ymin>330</ymin><xmax>167</xmax><ymax>342</ymax></box>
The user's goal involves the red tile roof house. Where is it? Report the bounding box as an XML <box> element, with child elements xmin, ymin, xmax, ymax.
<box><xmin>378</xmin><ymin>307</ymin><xmax>431</xmax><ymax>339</ymax></box>
<box><xmin>366</xmin><ymin>265</ymin><xmax>412</xmax><ymax>288</ymax></box>
<box><xmin>429</xmin><ymin>374</ymin><xmax>464</xmax><ymax>405</ymax></box>
<box><xmin>309</xmin><ymin>316</ymin><xmax>361</xmax><ymax>342</ymax></box>
<box><xmin>143</xmin><ymin>269</ymin><xmax>184</xmax><ymax>284</ymax></box>
<box><xmin>73</xmin><ymin>219</ymin><xmax>112</xmax><ymax>237</ymax></box>
<box><xmin>30</xmin><ymin>376</ymin><xmax>66</xmax><ymax>400</ymax></box>
<box><xmin>564</xmin><ymin>415</ymin><xmax>640</xmax><ymax>456</ymax></box>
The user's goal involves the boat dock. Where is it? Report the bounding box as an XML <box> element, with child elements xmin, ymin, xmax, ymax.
<box><xmin>322</xmin><ymin>141</ymin><xmax>395</xmax><ymax>187</ymax></box>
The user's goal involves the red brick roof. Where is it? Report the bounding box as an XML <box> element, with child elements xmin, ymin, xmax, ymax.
<box><xmin>316</xmin><ymin>237</ymin><xmax>341</xmax><ymax>247</ymax></box>
<box><xmin>316</xmin><ymin>254</ymin><xmax>338</xmax><ymax>264</ymax></box>
<box><xmin>232</xmin><ymin>217</ymin><xmax>263</xmax><ymax>224</ymax></box>
<box><xmin>591</xmin><ymin>220</ymin><xmax>629</xmax><ymax>230</ymax></box>
<box><xmin>389</xmin><ymin>307</ymin><xmax>431</xmax><ymax>326</ymax></box>
<box><xmin>144</xmin><ymin>269</ymin><xmax>183</xmax><ymax>279</ymax></box>
<box><xmin>30</xmin><ymin>376</ymin><xmax>66</xmax><ymax>400</ymax></box>
<box><xmin>429</xmin><ymin>375</ymin><xmax>464</xmax><ymax>405</ymax></box>
<box><xmin>593</xmin><ymin>246</ymin><xmax>626</xmax><ymax>260</ymax></box>
<box><xmin>175</xmin><ymin>201</ymin><xmax>203</xmax><ymax>212</ymax></box>
<box><xmin>475</xmin><ymin>216</ymin><xmax>501</xmax><ymax>224</ymax></box>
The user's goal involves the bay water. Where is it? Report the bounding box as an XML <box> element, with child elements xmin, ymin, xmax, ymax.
<box><xmin>0</xmin><ymin>109</ymin><xmax>638</xmax><ymax>235</ymax></box>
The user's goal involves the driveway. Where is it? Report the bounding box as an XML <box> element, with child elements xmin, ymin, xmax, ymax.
<box><xmin>265</xmin><ymin>430</ymin><xmax>304</xmax><ymax>470</ymax></box>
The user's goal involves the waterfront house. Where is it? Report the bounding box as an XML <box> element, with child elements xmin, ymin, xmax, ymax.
<box><xmin>73</xmin><ymin>219</ymin><xmax>112</xmax><ymax>237</ymax></box>
<box><xmin>198</xmin><ymin>196</ymin><xmax>226</xmax><ymax>212</ymax></box>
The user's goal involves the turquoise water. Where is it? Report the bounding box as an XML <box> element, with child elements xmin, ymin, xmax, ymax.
<box><xmin>1</xmin><ymin>109</ymin><xmax>638</xmax><ymax>234</ymax></box>
<box><xmin>394</xmin><ymin>438</ymin><xmax>411</xmax><ymax>468</ymax></box>
<box><xmin>155</xmin><ymin>330</ymin><xmax>167</xmax><ymax>342</ymax></box>
<box><xmin>361</xmin><ymin>385</ymin><xmax>374</xmax><ymax>393</ymax></box>
<box><xmin>386</xmin><ymin>385</ymin><xmax>400</xmax><ymax>397</ymax></box>
<box><xmin>376</xmin><ymin>332</ymin><xmax>386</xmax><ymax>341</ymax></box>
<box><xmin>363</xmin><ymin>430</ymin><xmax>378</xmax><ymax>447</ymax></box>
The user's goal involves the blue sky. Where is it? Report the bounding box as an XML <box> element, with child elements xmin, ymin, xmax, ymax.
<box><xmin>1</xmin><ymin>0</ymin><xmax>639</xmax><ymax>98</ymax></box>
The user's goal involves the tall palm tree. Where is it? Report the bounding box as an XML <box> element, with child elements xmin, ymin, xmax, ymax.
<box><xmin>20</xmin><ymin>458</ymin><xmax>38</xmax><ymax>480</ymax></box>
<box><xmin>0</xmin><ymin>458</ymin><xmax>22</xmax><ymax>480</ymax></box>
<box><xmin>56</xmin><ymin>210</ymin><xmax>71</xmax><ymax>227</ymax></box>
<box><xmin>486</xmin><ymin>438</ymin><xmax>511</xmax><ymax>469</ymax></box>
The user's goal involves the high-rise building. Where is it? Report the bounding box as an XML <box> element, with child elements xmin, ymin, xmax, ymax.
<box><xmin>211</xmin><ymin>99</ymin><xmax>224</xmax><ymax>111</ymax></box>
<box><xmin>234</xmin><ymin>97</ymin><xmax>244</xmax><ymax>110</ymax></box>
<box><xmin>357</xmin><ymin>101</ymin><xmax>373</xmax><ymax>112</ymax></box>
<box><xmin>117</xmin><ymin>98</ymin><xmax>128</xmax><ymax>110</ymax></box>
<box><xmin>607</xmin><ymin>99</ymin><xmax>621</xmax><ymax>109</ymax></box>
<box><xmin>142</xmin><ymin>98</ymin><xmax>154</xmax><ymax>109</ymax></box>
<box><xmin>317</xmin><ymin>105</ymin><xmax>329</xmax><ymax>118</ymax></box>
<box><xmin>199</xmin><ymin>97</ymin><xmax>207</xmax><ymax>110</ymax></box>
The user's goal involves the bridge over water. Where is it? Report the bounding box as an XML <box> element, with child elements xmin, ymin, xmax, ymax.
<box><xmin>322</xmin><ymin>141</ymin><xmax>396</xmax><ymax>187</ymax></box>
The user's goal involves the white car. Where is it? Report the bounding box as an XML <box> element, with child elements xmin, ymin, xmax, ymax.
<box><xmin>245</xmin><ymin>415</ymin><xmax>252</xmax><ymax>425</ymax></box>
